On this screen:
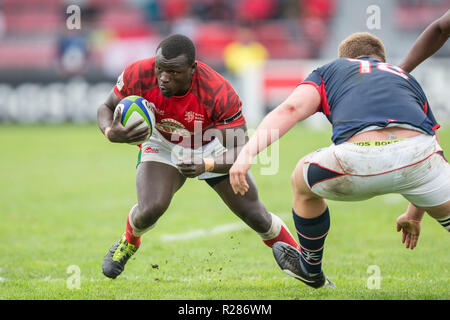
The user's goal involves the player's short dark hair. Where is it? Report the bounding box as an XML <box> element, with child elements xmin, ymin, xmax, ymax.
<box><xmin>338</xmin><ymin>32</ymin><xmax>386</xmax><ymax>62</ymax></box>
<box><xmin>157</xmin><ymin>34</ymin><xmax>196</xmax><ymax>66</ymax></box>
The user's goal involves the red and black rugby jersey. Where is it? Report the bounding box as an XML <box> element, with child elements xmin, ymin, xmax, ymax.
<box><xmin>114</xmin><ymin>57</ymin><xmax>246</xmax><ymax>147</ymax></box>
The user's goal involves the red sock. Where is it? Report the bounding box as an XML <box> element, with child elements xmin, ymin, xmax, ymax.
<box><xmin>125</xmin><ymin>215</ymin><xmax>141</xmax><ymax>247</ymax></box>
<box><xmin>263</xmin><ymin>225</ymin><xmax>300</xmax><ymax>250</ymax></box>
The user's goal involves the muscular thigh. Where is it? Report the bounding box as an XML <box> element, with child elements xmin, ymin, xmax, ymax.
<box><xmin>210</xmin><ymin>172</ymin><xmax>270</xmax><ymax>233</ymax></box>
<box><xmin>136</xmin><ymin>161</ymin><xmax>186</xmax><ymax>208</ymax></box>
<box><xmin>301</xmin><ymin>135</ymin><xmax>449</xmax><ymax>205</ymax></box>
<box><xmin>299</xmin><ymin>147</ymin><xmax>364</xmax><ymax>201</ymax></box>
<box><xmin>419</xmin><ymin>200</ymin><xmax>450</xmax><ymax>220</ymax></box>
<box><xmin>400</xmin><ymin>153</ymin><xmax>450</xmax><ymax>208</ymax></box>
<box><xmin>300</xmin><ymin>145</ymin><xmax>393</xmax><ymax>201</ymax></box>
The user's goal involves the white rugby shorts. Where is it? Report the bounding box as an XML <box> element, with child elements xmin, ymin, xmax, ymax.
<box><xmin>302</xmin><ymin>134</ymin><xmax>450</xmax><ymax>207</ymax></box>
<box><xmin>138</xmin><ymin>129</ymin><xmax>228</xmax><ymax>180</ymax></box>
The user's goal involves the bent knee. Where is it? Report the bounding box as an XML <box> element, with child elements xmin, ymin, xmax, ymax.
<box><xmin>230</xmin><ymin>201</ymin><xmax>271</xmax><ymax>233</ymax></box>
<box><xmin>291</xmin><ymin>158</ymin><xmax>303</xmax><ymax>187</ymax></box>
<box><xmin>134</xmin><ymin>201</ymin><xmax>169</xmax><ymax>229</ymax></box>
<box><xmin>291</xmin><ymin>160</ymin><xmax>310</xmax><ymax>194</ymax></box>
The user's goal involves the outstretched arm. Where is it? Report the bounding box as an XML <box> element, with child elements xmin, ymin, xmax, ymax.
<box><xmin>399</xmin><ymin>10</ymin><xmax>450</xmax><ymax>73</ymax></box>
<box><xmin>229</xmin><ymin>84</ymin><xmax>321</xmax><ymax>195</ymax></box>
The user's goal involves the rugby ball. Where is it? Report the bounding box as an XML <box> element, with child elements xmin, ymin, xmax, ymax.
<box><xmin>114</xmin><ymin>95</ymin><xmax>156</xmax><ymax>145</ymax></box>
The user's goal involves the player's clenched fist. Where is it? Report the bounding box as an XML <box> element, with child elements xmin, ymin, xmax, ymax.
<box><xmin>176</xmin><ymin>156</ymin><xmax>206</xmax><ymax>178</ymax></box>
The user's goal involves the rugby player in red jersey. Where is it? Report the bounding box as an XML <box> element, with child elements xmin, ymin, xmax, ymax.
<box><xmin>97</xmin><ymin>34</ymin><xmax>300</xmax><ymax>279</ymax></box>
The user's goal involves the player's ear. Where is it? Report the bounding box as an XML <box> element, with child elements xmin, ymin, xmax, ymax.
<box><xmin>191</xmin><ymin>62</ymin><xmax>197</xmax><ymax>75</ymax></box>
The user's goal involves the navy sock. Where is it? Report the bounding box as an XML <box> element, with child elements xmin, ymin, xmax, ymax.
<box><xmin>292</xmin><ymin>207</ymin><xmax>330</xmax><ymax>275</ymax></box>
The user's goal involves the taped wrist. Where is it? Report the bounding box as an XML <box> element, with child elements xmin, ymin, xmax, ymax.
<box><xmin>436</xmin><ymin>214</ymin><xmax>450</xmax><ymax>232</ymax></box>
<box><xmin>203</xmin><ymin>158</ymin><xmax>215</xmax><ymax>172</ymax></box>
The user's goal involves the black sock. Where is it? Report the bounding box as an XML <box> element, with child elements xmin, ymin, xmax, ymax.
<box><xmin>292</xmin><ymin>207</ymin><xmax>330</xmax><ymax>275</ymax></box>
<box><xmin>437</xmin><ymin>215</ymin><xmax>450</xmax><ymax>232</ymax></box>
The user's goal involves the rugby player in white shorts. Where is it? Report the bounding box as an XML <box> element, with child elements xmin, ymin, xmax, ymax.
<box><xmin>230</xmin><ymin>32</ymin><xmax>450</xmax><ymax>289</ymax></box>
<box><xmin>97</xmin><ymin>35</ymin><xmax>302</xmax><ymax>281</ymax></box>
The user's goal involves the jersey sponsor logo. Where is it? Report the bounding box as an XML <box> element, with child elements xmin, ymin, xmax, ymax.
<box><xmin>156</xmin><ymin>118</ymin><xmax>191</xmax><ymax>137</ymax></box>
<box><xmin>143</xmin><ymin>146</ymin><xmax>159</xmax><ymax>154</ymax></box>
<box><xmin>184</xmin><ymin>111</ymin><xmax>205</xmax><ymax>123</ymax></box>
<box><xmin>353</xmin><ymin>139</ymin><xmax>404</xmax><ymax>147</ymax></box>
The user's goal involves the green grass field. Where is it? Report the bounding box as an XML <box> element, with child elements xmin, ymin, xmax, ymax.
<box><xmin>0</xmin><ymin>123</ymin><xmax>448</xmax><ymax>300</ymax></box>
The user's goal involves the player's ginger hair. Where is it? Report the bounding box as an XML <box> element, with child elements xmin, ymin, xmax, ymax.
<box><xmin>338</xmin><ymin>32</ymin><xmax>386</xmax><ymax>62</ymax></box>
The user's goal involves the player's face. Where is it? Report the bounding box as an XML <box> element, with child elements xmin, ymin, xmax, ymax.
<box><xmin>155</xmin><ymin>49</ymin><xmax>196</xmax><ymax>97</ymax></box>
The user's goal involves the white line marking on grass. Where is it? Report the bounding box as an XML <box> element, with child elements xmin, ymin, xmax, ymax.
<box><xmin>160</xmin><ymin>221</ymin><xmax>246</xmax><ymax>242</ymax></box>
<box><xmin>160</xmin><ymin>213</ymin><xmax>290</xmax><ymax>242</ymax></box>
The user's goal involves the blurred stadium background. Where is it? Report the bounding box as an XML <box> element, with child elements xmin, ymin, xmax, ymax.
<box><xmin>0</xmin><ymin>0</ymin><xmax>449</xmax><ymax>126</ymax></box>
